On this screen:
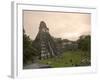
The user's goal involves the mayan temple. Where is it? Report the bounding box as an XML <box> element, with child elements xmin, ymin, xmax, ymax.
<box><xmin>33</xmin><ymin>21</ymin><xmax>58</xmax><ymax>60</ymax></box>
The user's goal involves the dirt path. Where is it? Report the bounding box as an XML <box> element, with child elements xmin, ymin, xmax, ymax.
<box><xmin>23</xmin><ymin>63</ymin><xmax>52</xmax><ymax>69</ymax></box>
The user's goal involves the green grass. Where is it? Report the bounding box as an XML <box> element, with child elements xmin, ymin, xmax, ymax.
<box><xmin>38</xmin><ymin>50</ymin><xmax>91</xmax><ymax>68</ymax></box>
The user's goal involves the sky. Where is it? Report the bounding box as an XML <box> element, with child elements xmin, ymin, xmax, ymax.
<box><xmin>23</xmin><ymin>10</ymin><xmax>91</xmax><ymax>41</ymax></box>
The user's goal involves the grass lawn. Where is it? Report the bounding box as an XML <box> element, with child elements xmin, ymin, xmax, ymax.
<box><xmin>38</xmin><ymin>50</ymin><xmax>91</xmax><ymax>68</ymax></box>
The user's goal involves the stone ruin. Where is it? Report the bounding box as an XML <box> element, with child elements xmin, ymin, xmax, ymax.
<box><xmin>33</xmin><ymin>21</ymin><xmax>58</xmax><ymax>59</ymax></box>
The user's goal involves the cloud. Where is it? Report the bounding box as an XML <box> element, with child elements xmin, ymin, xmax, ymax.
<box><xmin>24</xmin><ymin>11</ymin><xmax>91</xmax><ymax>41</ymax></box>
<box><xmin>57</xmin><ymin>32</ymin><xmax>81</xmax><ymax>41</ymax></box>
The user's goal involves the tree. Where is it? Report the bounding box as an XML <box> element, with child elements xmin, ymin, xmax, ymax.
<box><xmin>78</xmin><ymin>35</ymin><xmax>91</xmax><ymax>52</ymax></box>
<box><xmin>77</xmin><ymin>35</ymin><xmax>91</xmax><ymax>65</ymax></box>
<box><xmin>23</xmin><ymin>29</ymin><xmax>38</xmax><ymax>65</ymax></box>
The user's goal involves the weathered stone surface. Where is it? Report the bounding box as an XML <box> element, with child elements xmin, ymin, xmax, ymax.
<box><xmin>33</xmin><ymin>21</ymin><xmax>58</xmax><ymax>59</ymax></box>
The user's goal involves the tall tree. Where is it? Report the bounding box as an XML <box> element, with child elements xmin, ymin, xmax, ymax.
<box><xmin>23</xmin><ymin>29</ymin><xmax>38</xmax><ymax>65</ymax></box>
<box><xmin>78</xmin><ymin>35</ymin><xmax>91</xmax><ymax>52</ymax></box>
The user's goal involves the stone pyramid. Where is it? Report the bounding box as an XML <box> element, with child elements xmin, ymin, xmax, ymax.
<box><xmin>33</xmin><ymin>21</ymin><xmax>58</xmax><ymax>59</ymax></box>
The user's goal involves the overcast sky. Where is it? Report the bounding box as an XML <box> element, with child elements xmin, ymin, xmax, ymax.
<box><xmin>23</xmin><ymin>10</ymin><xmax>91</xmax><ymax>41</ymax></box>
